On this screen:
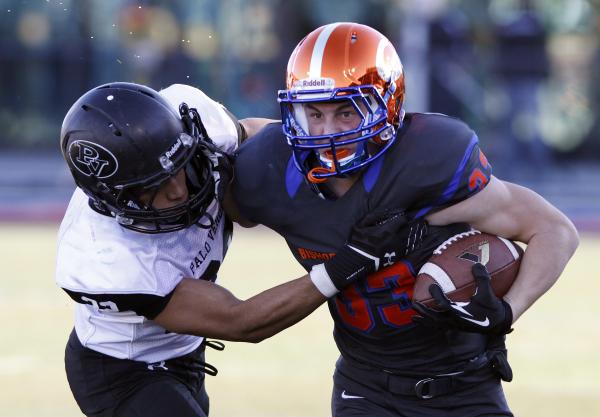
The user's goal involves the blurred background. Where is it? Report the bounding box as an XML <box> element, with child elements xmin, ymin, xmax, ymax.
<box><xmin>1</xmin><ymin>0</ymin><xmax>600</xmax><ymax>224</ymax></box>
<box><xmin>0</xmin><ymin>0</ymin><xmax>599</xmax><ymax>416</ymax></box>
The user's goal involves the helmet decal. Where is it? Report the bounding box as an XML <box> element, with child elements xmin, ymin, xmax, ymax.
<box><xmin>159</xmin><ymin>133</ymin><xmax>196</xmax><ymax>172</ymax></box>
<box><xmin>293</xmin><ymin>77</ymin><xmax>335</xmax><ymax>91</ymax></box>
<box><xmin>68</xmin><ymin>140</ymin><xmax>119</xmax><ymax>179</ymax></box>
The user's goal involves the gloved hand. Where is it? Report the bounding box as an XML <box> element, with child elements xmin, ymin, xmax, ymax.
<box><xmin>310</xmin><ymin>209</ymin><xmax>428</xmax><ymax>297</ymax></box>
<box><xmin>412</xmin><ymin>263</ymin><xmax>513</xmax><ymax>335</ymax></box>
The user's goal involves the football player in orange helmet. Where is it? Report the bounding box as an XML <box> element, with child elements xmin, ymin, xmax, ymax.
<box><xmin>278</xmin><ymin>22</ymin><xmax>405</xmax><ymax>184</ymax></box>
<box><xmin>232</xmin><ymin>22</ymin><xmax>578</xmax><ymax>416</ymax></box>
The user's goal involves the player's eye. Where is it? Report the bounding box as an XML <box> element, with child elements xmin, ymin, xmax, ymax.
<box><xmin>133</xmin><ymin>185</ymin><xmax>159</xmax><ymax>206</ymax></box>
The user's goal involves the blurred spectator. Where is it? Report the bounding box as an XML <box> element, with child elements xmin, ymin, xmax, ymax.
<box><xmin>428</xmin><ymin>7</ymin><xmax>482</xmax><ymax>124</ymax></box>
<box><xmin>490</xmin><ymin>0</ymin><xmax>553</xmax><ymax>170</ymax></box>
<box><xmin>0</xmin><ymin>0</ymin><xmax>599</xmax><ymax>163</ymax></box>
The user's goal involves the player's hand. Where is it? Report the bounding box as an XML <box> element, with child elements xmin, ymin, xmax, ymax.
<box><xmin>350</xmin><ymin>208</ymin><xmax>428</xmax><ymax>260</ymax></box>
<box><xmin>412</xmin><ymin>263</ymin><xmax>513</xmax><ymax>335</ymax></box>
<box><xmin>309</xmin><ymin>209</ymin><xmax>428</xmax><ymax>297</ymax></box>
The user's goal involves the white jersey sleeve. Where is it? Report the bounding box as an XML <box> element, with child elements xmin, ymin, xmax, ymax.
<box><xmin>159</xmin><ymin>84</ymin><xmax>239</xmax><ymax>154</ymax></box>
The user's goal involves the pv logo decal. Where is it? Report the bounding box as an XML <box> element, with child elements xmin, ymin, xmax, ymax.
<box><xmin>458</xmin><ymin>242</ymin><xmax>490</xmax><ymax>266</ymax></box>
<box><xmin>69</xmin><ymin>140</ymin><xmax>118</xmax><ymax>178</ymax></box>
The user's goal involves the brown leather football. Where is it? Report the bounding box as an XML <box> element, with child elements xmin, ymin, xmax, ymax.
<box><xmin>413</xmin><ymin>230</ymin><xmax>524</xmax><ymax>308</ymax></box>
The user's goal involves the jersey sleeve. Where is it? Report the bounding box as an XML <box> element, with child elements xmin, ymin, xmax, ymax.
<box><xmin>159</xmin><ymin>84</ymin><xmax>239</xmax><ymax>153</ymax></box>
<box><xmin>231</xmin><ymin>123</ymin><xmax>282</xmax><ymax>223</ymax></box>
<box><xmin>406</xmin><ymin>117</ymin><xmax>492</xmax><ymax>219</ymax></box>
<box><xmin>56</xmin><ymin>235</ymin><xmax>181</xmax><ymax>319</ymax></box>
<box><xmin>61</xmin><ymin>287</ymin><xmax>173</xmax><ymax>319</ymax></box>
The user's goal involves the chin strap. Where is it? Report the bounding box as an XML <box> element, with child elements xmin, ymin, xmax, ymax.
<box><xmin>307</xmin><ymin>165</ymin><xmax>335</xmax><ymax>183</ymax></box>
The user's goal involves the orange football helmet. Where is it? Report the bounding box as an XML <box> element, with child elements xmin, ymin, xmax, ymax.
<box><xmin>278</xmin><ymin>22</ymin><xmax>405</xmax><ymax>182</ymax></box>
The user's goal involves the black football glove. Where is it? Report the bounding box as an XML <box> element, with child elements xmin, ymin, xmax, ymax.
<box><xmin>310</xmin><ymin>209</ymin><xmax>428</xmax><ymax>297</ymax></box>
<box><xmin>179</xmin><ymin>102</ymin><xmax>235</xmax><ymax>203</ymax></box>
<box><xmin>412</xmin><ymin>263</ymin><xmax>513</xmax><ymax>335</ymax></box>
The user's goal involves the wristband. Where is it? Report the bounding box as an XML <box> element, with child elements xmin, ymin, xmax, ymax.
<box><xmin>309</xmin><ymin>245</ymin><xmax>378</xmax><ymax>299</ymax></box>
<box><xmin>309</xmin><ymin>264</ymin><xmax>339</xmax><ymax>298</ymax></box>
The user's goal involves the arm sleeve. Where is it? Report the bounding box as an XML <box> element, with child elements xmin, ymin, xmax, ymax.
<box><xmin>61</xmin><ymin>288</ymin><xmax>174</xmax><ymax>319</ymax></box>
<box><xmin>56</xmin><ymin>227</ymin><xmax>184</xmax><ymax>320</ymax></box>
<box><xmin>231</xmin><ymin>124</ymin><xmax>282</xmax><ymax>222</ymax></box>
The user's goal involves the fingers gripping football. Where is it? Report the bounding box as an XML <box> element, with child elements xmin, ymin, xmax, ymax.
<box><xmin>413</xmin><ymin>264</ymin><xmax>513</xmax><ymax>335</ymax></box>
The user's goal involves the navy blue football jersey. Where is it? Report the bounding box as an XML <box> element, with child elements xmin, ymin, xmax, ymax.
<box><xmin>232</xmin><ymin>113</ymin><xmax>495</xmax><ymax>375</ymax></box>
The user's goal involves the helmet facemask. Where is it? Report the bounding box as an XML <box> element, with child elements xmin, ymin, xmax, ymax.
<box><xmin>87</xmin><ymin>133</ymin><xmax>215</xmax><ymax>234</ymax></box>
<box><xmin>109</xmin><ymin>142</ymin><xmax>217</xmax><ymax>234</ymax></box>
<box><xmin>279</xmin><ymin>84</ymin><xmax>397</xmax><ymax>183</ymax></box>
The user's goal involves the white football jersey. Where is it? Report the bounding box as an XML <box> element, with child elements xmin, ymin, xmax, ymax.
<box><xmin>56</xmin><ymin>85</ymin><xmax>237</xmax><ymax>363</ymax></box>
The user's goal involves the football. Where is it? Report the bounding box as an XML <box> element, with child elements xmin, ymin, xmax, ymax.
<box><xmin>413</xmin><ymin>230</ymin><xmax>524</xmax><ymax>308</ymax></box>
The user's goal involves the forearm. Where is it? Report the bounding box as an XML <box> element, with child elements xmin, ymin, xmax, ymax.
<box><xmin>157</xmin><ymin>275</ymin><xmax>326</xmax><ymax>343</ymax></box>
<box><xmin>496</xmin><ymin>184</ymin><xmax>579</xmax><ymax>321</ymax></box>
<box><xmin>239</xmin><ymin>118</ymin><xmax>279</xmax><ymax>141</ymax></box>
<box><xmin>230</xmin><ymin>276</ymin><xmax>326</xmax><ymax>342</ymax></box>
<box><xmin>504</xmin><ymin>221</ymin><xmax>579</xmax><ymax>321</ymax></box>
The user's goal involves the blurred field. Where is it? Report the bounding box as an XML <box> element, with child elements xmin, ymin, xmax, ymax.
<box><xmin>0</xmin><ymin>222</ymin><xmax>599</xmax><ymax>417</ymax></box>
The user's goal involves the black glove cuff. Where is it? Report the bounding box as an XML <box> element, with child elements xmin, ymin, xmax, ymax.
<box><xmin>498</xmin><ymin>299</ymin><xmax>514</xmax><ymax>335</ymax></box>
<box><xmin>323</xmin><ymin>246</ymin><xmax>376</xmax><ymax>290</ymax></box>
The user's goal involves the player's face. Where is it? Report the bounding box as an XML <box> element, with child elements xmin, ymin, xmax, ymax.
<box><xmin>305</xmin><ymin>101</ymin><xmax>362</xmax><ymax>136</ymax></box>
<box><xmin>304</xmin><ymin>101</ymin><xmax>362</xmax><ymax>157</ymax></box>
<box><xmin>137</xmin><ymin>169</ymin><xmax>189</xmax><ymax>209</ymax></box>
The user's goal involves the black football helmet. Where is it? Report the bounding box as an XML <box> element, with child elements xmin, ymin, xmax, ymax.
<box><xmin>60</xmin><ymin>82</ymin><xmax>221</xmax><ymax>233</ymax></box>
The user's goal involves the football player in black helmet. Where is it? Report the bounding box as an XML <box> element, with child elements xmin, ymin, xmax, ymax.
<box><xmin>60</xmin><ymin>82</ymin><xmax>223</xmax><ymax>233</ymax></box>
<box><xmin>56</xmin><ymin>82</ymin><xmax>429</xmax><ymax>417</ymax></box>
